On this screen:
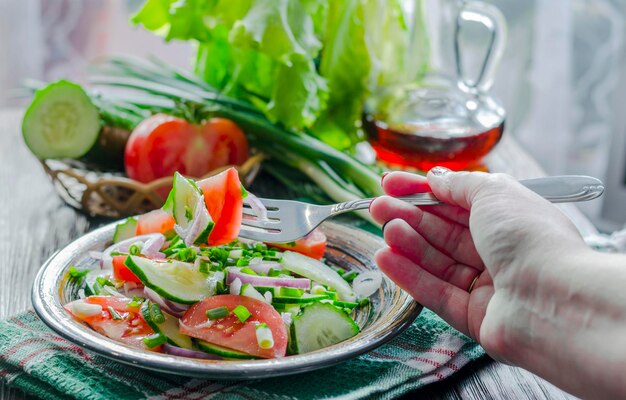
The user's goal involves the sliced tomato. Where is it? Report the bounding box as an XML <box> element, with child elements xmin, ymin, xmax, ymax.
<box><xmin>136</xmin><ymin>209</ymin><xmax>175</xmax><ymax>236</ymax></box>
<box><xmin>65</xmin><ymin>296</ymin><xmax>158</xmax><ymax>351</ymax></box>
<box><xmin>269</xmin><ymin>228</ymin><xmax>327</xmax><ymax>260</ymax></box>
<box><xmin>112</xmin><ymin>255</ymin><xmax>141</xmax><ymax>283</ymax></box>
<box><xmin>197</xmin><ymin>167</ymin><xmax>243</xmax><ymax>246</ymax></box>
<box><xmin>125</xmin><ymin>114</ymin><xmax>249</xmax><ymax>183</ymax></box>
<box><xmin>180</xmin><ymin>295</ymin><xmax>287</xmax><ymax>359</ymax></box>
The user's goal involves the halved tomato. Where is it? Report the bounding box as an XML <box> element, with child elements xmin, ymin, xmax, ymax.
<box><xmin>136</xmin><ymin>209</ymin><xmax>175</xmax><ymax>236</ymax></box>
<box><xmin>124</xmin><ymin>114</ymin><xmax>249</xmax><ymax>183</ymax></box>
<box><xmin>269</xmin><ymin>228</ymin><xmax>327</xmax><ymax>260</ymax></box>
<box><xmin>197</xmin><ymin>167</ymin><xmax>243</xmax><ymax>246</ymax></box>
<box><xmin>112</xmin><ymin>255</ymin><xmax>141</xmax><ymax>283</ymax></box>
<box><xmin>180</xmin><ymin>295</ymin><xmax>287</xmax><ymax>359</ymax></box>
<box><xmin>65</xmin><ymin>296</ymin><xmax>158</xmax><ymax>351</ymax></box>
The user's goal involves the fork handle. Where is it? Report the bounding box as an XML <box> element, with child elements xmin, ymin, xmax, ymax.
<box><xmin>330</xmin><ymin>175</ymin><xmax>604</xmax><ymax>213</ymax></box>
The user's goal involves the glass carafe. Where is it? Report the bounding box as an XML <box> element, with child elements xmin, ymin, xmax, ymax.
<box><xmin>363</xmin><ymin>0</ymin><xmax>508</xmax><ymax>171</ymax></box>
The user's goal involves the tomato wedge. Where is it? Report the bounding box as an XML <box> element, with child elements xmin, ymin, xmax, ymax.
<box><xmin>269</xmin><ymin>228</ymin><xmax>327</xmax><ymax>260</ymax></box>
<box><xmin>112</xmin><ymin>255</ymin><xmax>141</xmax><ymax>283</ymax></box>
<box><xmin>180</xmin><ymin>295</ymin><xmax>287</xmax><ymax>359</ymax></box>
<box><xmin>125</xmin><ymin>114</ymin><xmax>249</xmax><ymax>183</ymax></box>
<box><xmin>197</xmin><ymin>167</ymin><xmax>243</xmax><ymax>246</ymax></box>
<box><xmin>136</xmin><ymin>209</ymin><xmax>175</xmax><ymax>236</ymax></box>
<box><xmin>65</xmin><ymin>296</ymin><xmax>158</xmax><ymax>351</ymax></box>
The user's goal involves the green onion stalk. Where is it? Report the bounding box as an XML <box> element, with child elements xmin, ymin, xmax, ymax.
<box><xmin>90</xmin><ymin>57</ymin><xmax>385</xmax><ymax>221</ymax></box>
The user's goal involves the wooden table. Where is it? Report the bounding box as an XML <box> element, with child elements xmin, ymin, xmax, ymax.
<box><xmin>0</xmin><ymin>108</ymin><xmax>584</xmax><ymax>400</ymax></box>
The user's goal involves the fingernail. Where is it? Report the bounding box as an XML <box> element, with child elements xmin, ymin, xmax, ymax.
<box><xmin>381</xmin><ymin>221</ymin><xmax>389</xmax><ymax>233</ymax></box>
<box><xmin>430</xmin><ymin>166</ymin><xmax>450</xmax><ymax>177</ymax></box>
<box><xmin>380</xmin><ymin>172</ymin><xmax>390</xmax><ymax>186</ymax></box>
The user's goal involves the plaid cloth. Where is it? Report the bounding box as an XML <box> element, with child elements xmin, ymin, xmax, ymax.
<box><xmin>0</xmin><ymin>310</ymin><xmax>483</xmax><ymax>400</ymax></box>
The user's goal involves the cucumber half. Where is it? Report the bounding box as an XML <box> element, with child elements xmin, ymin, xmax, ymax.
<box><xmin>164</xmin><ymin>172</ymin><xmax>214</xmax><ymax>245</ymax></box>
<box><xmin>113</xmin><ymin>217</ymin><xmax>137</xmax><ymax>243</ymax></box>
<box><xmin>290</xmin><ymin>302</ymin><xmax>360</xmax><ymax>354</ymax></box>
<box><xmin>22</xmin><ymin>80</ymin><xmax>101</xmax><ymax>159</ymax></box>
<box><xmin>124</xmin><ymin>255</ymin><xmax>214</xmax><ymax>304</ymax></box>
<box><xmin>140</xmin><ymin>301</ymin><xmax>193</xmax><ymax>349</ymax></box>
<box><xmin>196</xmin><ymin>340</ymin><xmax>260</xmax><ymax>360</ymax></box>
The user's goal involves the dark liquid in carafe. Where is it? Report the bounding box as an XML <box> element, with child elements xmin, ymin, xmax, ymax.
<box><xmin>362</xmin><ymin>113</ymin><xmax>504</xmax><ymax>171</ymax></box>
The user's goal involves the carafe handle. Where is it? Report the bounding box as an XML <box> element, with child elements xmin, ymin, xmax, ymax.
<box><xmin>455</xmin><ymin>1</ymin><xmax>507</xmax><ymax>94</ymax></box>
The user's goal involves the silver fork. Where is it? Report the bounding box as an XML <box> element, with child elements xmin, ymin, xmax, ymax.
<box><xmin>240</xmin><ymin>175</ymin><xmax>604</xmax><ymax>243</ymax></box>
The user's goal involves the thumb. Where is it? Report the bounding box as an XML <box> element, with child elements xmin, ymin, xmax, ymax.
<box><xmin>426</xmin><ymin>167</ymin><xmax>518</xmax><ymax>210</ymax></box>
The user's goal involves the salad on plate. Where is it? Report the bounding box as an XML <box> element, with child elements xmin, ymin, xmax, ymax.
<box><xmin>65</xmin><ymin>167</ymin><xmax>381</xmax><ymax>360</ymax></box>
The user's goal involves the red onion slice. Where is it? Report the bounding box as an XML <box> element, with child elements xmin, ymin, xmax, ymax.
<box><xmin>141</xmin><ymin>235</ymin><xmax>166</xmax><ymax>258</ymax></box>
<box><xmin>101</xmin><ymin>234</ymin><xmax>165</xmax><ymax>270</ymax></box>
<box><xmin>163</xmin><ymin>344</ymin><xmax>222</xmax><ymax>360</ymax></box>
<box><xmin>230</xmin><ymin>277</ymin><xmax>243</xmax><ymax>295</ymax></box>
<box><xmin>144</xmin><ymin>287</ymin><xmax>189</xmax><ymax>318</ymax></box>
<box><xmin>245</xmin><ymin>193</ymin><xmax>268</xmax><ymax>221</ymax></box>
<box><xmin>352</xmin><ymin>270</ymin><xmax>382</xmax><ymax>299</ymax></box>
<box><xmin>226</xmin><ymin>268</ymin><xmax>310</xmax><ymax>289</ymax></box>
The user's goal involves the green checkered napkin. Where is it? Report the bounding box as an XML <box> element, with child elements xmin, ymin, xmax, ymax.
<box><xmin>0</xmin><ymin>309</ymin><xmax>483</xmax><ymax>400</ymax></box>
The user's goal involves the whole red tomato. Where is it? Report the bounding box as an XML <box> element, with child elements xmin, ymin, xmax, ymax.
<box><xmin>124</xmin><ymin>114</ymin><xmax>249</xmax><ymax>183</ymax></box>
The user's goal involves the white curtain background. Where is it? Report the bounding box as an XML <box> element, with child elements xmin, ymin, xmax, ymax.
<box><xmin>1</xmin><ymin>0</ymin><xmax>625</xmax><ymax>229</ymax></box>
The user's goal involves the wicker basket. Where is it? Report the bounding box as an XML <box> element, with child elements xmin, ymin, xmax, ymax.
<box><xmin>40</xmin><ymin>153</ymin><xmax>265</xmax><ymax>218</ymax></box>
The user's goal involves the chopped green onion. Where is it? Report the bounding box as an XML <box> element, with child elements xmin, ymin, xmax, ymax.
<box><xmin>210</xmin><ymin>261</ymin><xmax>223</xmax><ymax>271</ymax></box>
<box><xmin>240</xmin><ymin>267</ymin><xmax>257</xmax><ymax>276</ymax></box>
<box><xmin>163</xmin><ymin>236</ymin><xmax>185</xmax><ymax>257</ymax></box>
<box><xmin>232</xmin><ymin>305</ymin><xmax>251</xmax><ymax>323</ymax></box>
<box><xmin>206</xmin><ymin>306</ymin><xmax>229</xmax><ymax>320</ymax></box>
<box><xmin>107</xmin><ymin>306</ymin><xmax>122</xmax><ymax>320</ymax></box>
<box><xmin>149</xmin><ymin>303</ymin><xmax>165</xmax><ymax>324</ymax></box>
<box><xmin>280</xmin><ymin>287</ymin><xmax>304</xmax><ymax>297</ymax></box>
<box><xmin>254</xmin><ymin>243</ymin><xmax>267</xmax><ymax>252</ymax></box>
<box><xmin>129</xmin><ymin>244</ymin><xmax>141</xmax><ymax>256</ymax></box>
<box><xmin>229</xmin><ymin>249</ymin><xmax>244</xmax><ymax>259</ymax></box>
<box><xmin>255</xmin><ymin>323</ymin><xmax>274</xmax><ymax>349</ymax></box>
<box><xmin>311</xmin><ymin>284</ymin><xmax>326</xmax><ymax>295</ymax></box>
<box><xmin>267</xmin><ymin>268</ymin><xmax>282</xmax><ymax>277</ymax></box>
<box><xmin>198</xmin><ymin>258</ymin><xmax>210</xmax><ymax>274</ymax></box>
<box><xmin>283</xmin><ymin>241</ymin><xmax>296</xmax><ymax>247</ymax></box>
<box><xmin>68</xmin><ymin>266</ymin><xmax>89</xmax><ymax>283</ymax></box>
<box><xmin>91</xmin><ymin>282</ymin><xmax>103</xmax><ymax>295</ymax></box>
<box><xmin>96</xmin><ymin>277</ymin><xmax>115</xmax><ymax>287</ymax></box>
<box><xmin>236</xmin><ymin>258</ymin><xmax>250</xmax><ymax>267</ymax></box>
<box><xmin>335</xmin><ymin>268</ymin><xmax>345</xmax><ymax>276</ymax></box>
<box><xmin>127</xmin><ymin>296</ymin><xmax>144</xmax><ymax>308</ymax></box>
<box><xmin>143</xmin><ymin>333</ymin><xmax>167</xmax><ymax>348</ymax></box>
<box><xmin>176</xmin><ymin>247</ymin><xmax>197</xmax><ymax>262</ymax></box>
<box><xmin>240</xmin><ymin>183</ymin><xmax>248</xmax><ymax>199</ymax></box>
<box><xmin>359</xmin><ymin>298</ymin><xmax>371</xmax><ymax>307</ymax></box>
<box><xmin>109</xmin><ymin>251</ymin><xmax>123</xmax><ymax>256</ymax></box>
<box><xmin>342</xmin><ymin>271</ymin><xmax>358</xmax><ymax>283</ymax></box>
<box><xmin>184</xmin><ymin>205</ymin><xmax>193</xmax><ymax>221</ymax></box>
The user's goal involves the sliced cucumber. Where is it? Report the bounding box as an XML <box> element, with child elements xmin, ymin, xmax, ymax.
<box><xmin>22</xmin><ymin>80</ymin><xmax>101</xmax><ymax>159</ymax></box>
<box><xmin>290</xmin><ymin>302</ymin><xmax>360</xmax><ymax>354</ymax></box>
<box><xmin>164</xmin><ymin>172</ymin><xmax>214</xmax><ymax>245</ymax></box>
<box><xmin>281</xmin><ymin>251</ymin><xmax>356</xmax><ymax>302</ymax></box>
<box><xmin>272</xmin><ymin>293</ymin><xmax>329</xmax><ymax>304</ymax></box>
<box><xmin>196</xmin><ymin>340</ymin><xmax>260</xmax><ymax>360</ymax></box>
<box><xmin>141</xmin><ymin>301</ymin><xmax>193</xmax><ymax>349</ymax></box>
<box><xmin>272</xmin><ymin>303</ymin><xmax>302</xmax><ymax>314</ymax></box>
<box><xmin>83</xmin><ymin>269</ymin><xmax>113</xmax><ymax>296</ymax></box>
<box><xmin>113</xmin><ymin>217</ymin><xmax>137</xmax><ymax>243</ymax></box>
<box><xmin>240</xmin><ymin>283</ymin><xmax>267</xmax><ymax>302</ymax></box>
<box><xmin>124</xmin><ymin>255</ymin><xmax>214</xmax><ymax>304</ymax></box>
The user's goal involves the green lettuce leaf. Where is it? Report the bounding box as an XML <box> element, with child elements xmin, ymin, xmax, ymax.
<box><xmin>131</xmin><ymin>0</ymin><xmax>424</xmax><ymax>149</ymax></box>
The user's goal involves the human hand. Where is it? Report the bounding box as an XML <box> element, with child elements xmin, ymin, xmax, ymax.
<box><xmin>369</xmin><ymin>168</ymin><xmax>589</xmax><ymax>364</ymax></box>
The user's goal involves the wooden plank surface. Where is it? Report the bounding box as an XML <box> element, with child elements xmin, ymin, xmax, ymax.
<box><xmin>0</xmin><ymin>108</ymin><xmax>579</xmax><ymax>399</ymax></box>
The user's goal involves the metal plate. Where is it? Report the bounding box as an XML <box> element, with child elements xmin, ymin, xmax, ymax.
<box><xmin>32</xmin><ymin>221</ymin><xmax>422</xmax><ymax>379</ymax></box>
